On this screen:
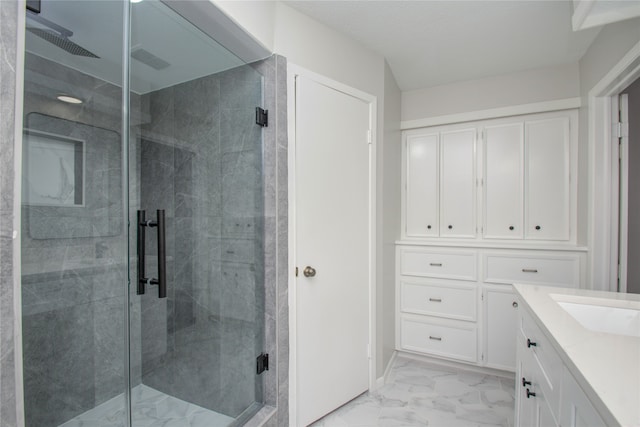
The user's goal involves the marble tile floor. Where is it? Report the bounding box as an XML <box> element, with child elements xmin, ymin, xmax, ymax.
<box><xmin>58</xmin><ymin>384</ymin><xmax>235</xmax><ymax>427</ymax></box>
<box><xmin>311</xmin><ymin>354</ymin><xmax>516</xmax><ymax>427</ymax></box>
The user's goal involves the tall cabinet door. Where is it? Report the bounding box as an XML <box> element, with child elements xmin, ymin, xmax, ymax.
<box><xmin>406</xmin><ymin>133</ymin><xmax>439</xmax><ymax>237</ymax></box>
<box><xmin>484</xmin><ymin>123</ymin><xmax>524</xmax><ymax>239</ymax></box>
<box><xmin>525</xmin><ymin>118</ymin><xmax>570</xmax><ymax>240</ymax></box>
<box><xmin>440</xmin><ymin>129</ymin><xmax>476</xmax><ymax>238</ymax></box>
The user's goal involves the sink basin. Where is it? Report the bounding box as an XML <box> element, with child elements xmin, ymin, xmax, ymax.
<box><xmin>556</xmin><ymin>300</ymin><xmax>640</xmax><ymax>338</ymax></box>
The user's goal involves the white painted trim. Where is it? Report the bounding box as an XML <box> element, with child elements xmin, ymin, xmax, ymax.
<box><xmin>381</xmin><ymin>350</ymin><xmax>398</xmax><ymax>386</ymax></box>
<box><xmin>287</xmin><ymin>63</ymin><xmax>378</xmax><ymax>426</ymax></box>
<box><xmin>401</xmin><ymin>98</ymin><xmax>581</xmax><ymax>130</ymax></box>
<box><xmin>572</xmin><ymin>0</ymin><xmax>596</xmax><ymax>31</ymax></box>
<box><xmin>618</xmin><ymin>94</ymin><xmax>629</xmax><ymax>293</ymax></box>
<box><xmin>13</xmin><ymin>3</ymin><xmax>26</xmax><ymax>425</ymax></box>
<box><xmin>588</xmin><ymin>40</ymin><xmax>640</xmax><ymax>291</ymax></box>
<box><xmin>396</xmin><ymin>351</ymin><xmax>515</xmax><ymax>380</ymax></box>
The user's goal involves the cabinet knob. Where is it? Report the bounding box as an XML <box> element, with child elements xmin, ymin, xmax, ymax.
<box><xmin>509</xmin><ymin>226</ymin><xmax>514</xmax><ymax>231</ymax></box>
<box><xmin>535</xmin><ymin>225</ymin><xmax>541</xmax><ymax>230</ymax></box>
<box><xmin>522</xmin><ymin>377</ymin><xmax>531</xmax><ymax>387</ymax></box>
<box><xmin>527</xmin><ymin>338</ymin><xmax>537</xmax><ymax>348</ymax></box>
<box><xmin>526</xmin><ymin>389</ymin><xmax>536</xmax><ymax>399</ymax></box>
<box><xmin>427</xmin><ymin>225</ymin><xmax>431</xmax><ymax>230</ymax></box>
<box><xmin>512</xmin><ymin>301</ymin><xmax>518</xmax><ymax>308</ymax></box>
<box><xmin>448</xmin><ymin>225</ymin><xmax>453</xmax><ymax>229</ymax></box>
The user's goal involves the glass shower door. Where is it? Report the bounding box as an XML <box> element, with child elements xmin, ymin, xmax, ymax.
<box><xmin>128</xmin><ymin>1</ymin><xmax>266</xmax><ymax>424</ymax></box>
<box><xmin>21</xmin><ymin>1</ymin><xmax>128</xmax><ymax>425</ymax></box>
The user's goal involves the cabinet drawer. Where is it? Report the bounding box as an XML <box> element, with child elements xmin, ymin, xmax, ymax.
<box><xmin>400</xmin><ymin>249</ymin><xmax>477</xmax><ymax>281</ymax></box>
<box><xmin>400</xmin><ymin>316</ymin><xmax>477</xmax><ymax>362</ymax></box>
<box><xmin>484</xmin><ymin>254</ymin><xmax>579</xmax><ymax>287</ymax></box>
<box><xmin>400</xmin><ymin>281</ymin><xmax>477</xmax><ymax>321</ymax></box>
<box><xmin>519</xmin><ymin>308</ymin><xmax>562</xmax><ymax>418</ymax></box>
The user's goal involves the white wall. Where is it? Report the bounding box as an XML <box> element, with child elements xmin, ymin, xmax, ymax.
<box><xmin>401</xmin><ymin>63</ymin><xmax>581</xmax><ymax>122</ymax></box>
<box><xmin>578</xmin><ymin>17</ymin><xmax>640</xmax><ymax>248</ymax></box>
<box><xmin>213</xmin><ymin>1</ymin><xmax>276</xmax><ymax>52</ymax></box>
<box><xmin>381</xmin><ymin>60</ymin><xmax>401</xmax><ymax>376</ymax></box>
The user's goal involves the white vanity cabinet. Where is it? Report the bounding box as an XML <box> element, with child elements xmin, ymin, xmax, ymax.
<box><xmin>515</xmin><ymin>299</ymin><xmax>607</xmax><ymax>427</ymax></box>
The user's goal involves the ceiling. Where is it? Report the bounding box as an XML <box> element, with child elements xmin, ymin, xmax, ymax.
<box><xmin>285</xmin><ymin>1</ymin><xmax>603</xmax><ymax>91</ymax></box>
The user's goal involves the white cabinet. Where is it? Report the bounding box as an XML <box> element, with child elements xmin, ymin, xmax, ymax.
<box><xmin>560</xmin><ymin>369</ymin><xmax>607</xmax><ymax>427</ymax></box>
<box><xmin>403</xmin><ymin>110</ymin><xmax>577</xmax><ymax>243</ymax></box>
<box><xmin>403</xmin><ymin>126</ymin><xmax>476</xmax><ymax>239</ymax></box>
<box><xmin>516</xmin><ymin>303</ymin><xmax>607</xmax><ymax>427</ymax></box>
<box><xmin>406</xmin><ymin>133</ymin><xmax>439</xmax><ymax>237</ymax></box>
<box><xmin>525</xmin><ymin>117</ymin><xmax>570</xmax><ymax>240</ymax></box>
<box><xmin>484</xmin><ymin>123</ymin><xmax>524</xmax><ymax>239</ymax></box>
<box><xmin>484</xmin><ymin>286</ymin><xmax>518</xmax><ymax>370</ymax></box>
<box><xmin>440</xmin><ymin>129</ymin><xmax>476</xmax><ymax>238</ymax></box>
<box><xmin>396</xmin><ymin>245</ymin><xmax>584</xmax><ymax>372</ymax></box>
<box><xmin>516</xmin><ymin>340</ymin><xmax>558</xmax><ymax>427</ymax></box>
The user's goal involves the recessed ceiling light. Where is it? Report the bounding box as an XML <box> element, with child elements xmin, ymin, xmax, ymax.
<box><xmin>131</xmin><ymin>0</ymin><xmax>143</xmax><ymax>3</ymax></box>
<box><xmin>57</xmin><ymin>95</ymin><xmax>83</xmax><ymax>104</ymax></box>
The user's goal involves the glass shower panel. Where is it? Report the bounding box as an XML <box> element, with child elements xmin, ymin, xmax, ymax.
<box><xmin>21</xmin><ymin>1</ymin><xmax>127</xmax><ymax>426</ymax></box>
<box><xmin>129</xmin><ymin>1</ymin><xmax>266</xmax><ymax>424</ymax></box>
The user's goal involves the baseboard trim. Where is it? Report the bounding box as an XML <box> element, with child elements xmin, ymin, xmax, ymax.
<box><xmin>396</xmin><ymin>350</ymin><xmax>515</xmax><ymax>380</ymax></box>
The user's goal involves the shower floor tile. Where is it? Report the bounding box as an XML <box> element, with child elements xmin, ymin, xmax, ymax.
<box><xmin>58</xmin><ymin>384</ymin><xmax>235</xmax><ymax>427</ymax></box>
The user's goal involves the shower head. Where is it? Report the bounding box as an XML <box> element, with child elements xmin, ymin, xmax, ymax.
<box><xmin>26</xmin><ymin>11</ymin><xmax>99</xmax><ymax>58</ymax></box>
<box><xmin>27</xmin><ymin>28</ymin><xmax>99</xmax><ymax>58</ymax></box>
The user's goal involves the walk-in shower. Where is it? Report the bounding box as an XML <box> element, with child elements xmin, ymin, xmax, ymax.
<box><xmin>20</xmin><ymin>1</ymin><xmax>271</xmax><ymax>425</ymax></box>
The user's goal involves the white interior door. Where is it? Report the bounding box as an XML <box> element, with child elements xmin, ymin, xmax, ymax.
<box><xmin>294</xmin><ymin>74</ymin><xmax>371</xmax><ymax>426</ymax></box>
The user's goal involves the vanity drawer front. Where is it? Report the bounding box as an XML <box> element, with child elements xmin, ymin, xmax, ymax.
<box><xmin>484</xmin><ymin>254</ymin><xmax>579</xmax><ymax>287</ymax></box>
<box><xmin>400</xmin><ymin>280</ymin><xmax>477</xmax><ymax>321</ymax></box>
<box><xmin>400</xmin><ymin>316</ymin><xmax>477</xmax><ymax>362</ymax></box>
<box><xmin>519</xmin><ymin>308</ymin><xmax>562</xmax><ymax>417</ymax></box>
<box><xmin>400</xmin><ymin>248</ymin><xmax>477</xmax><ymax>281</ymax></box>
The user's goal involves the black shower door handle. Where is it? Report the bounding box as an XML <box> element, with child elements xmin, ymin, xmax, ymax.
<box><xmin>137</xmin><ymin>209</ymin><xmax>167</xmax><ymax>298</ymax></box>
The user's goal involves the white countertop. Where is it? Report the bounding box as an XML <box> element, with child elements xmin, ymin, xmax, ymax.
<box><xmin>514</xmin><ymin>284</ymin><xmax>640</xmax><ymax>427</ymax></box>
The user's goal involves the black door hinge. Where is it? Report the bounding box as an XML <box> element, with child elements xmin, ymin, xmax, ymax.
<box><xmin>256</xmin><ymin>352</ymin><xmax>269</xmax><ymax>374</ymax></box>
<box><xmin>255</xmin><ymin>107</ymin><xmax>268</xmax><ymax>127</ymax></box>
<box><xmin>27</xmin><ymin>0</ymin><xmax>41</xmax><ymax>13</ymax></box>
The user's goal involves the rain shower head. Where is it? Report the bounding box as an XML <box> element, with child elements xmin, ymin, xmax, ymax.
<box><xmin>26</xmin><ymin>12</ymin><xmax>99</xmax><ymax>58</ymax></box>
<box><xmin>27</xmin><ymin>28</ymin><xmax>99</xmax><ymax>58</ymax></box>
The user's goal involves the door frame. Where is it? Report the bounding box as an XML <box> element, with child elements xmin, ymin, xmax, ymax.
<box><xmin>287</xmin><ymin>63</ymin><xmax>377</xmax><ymax>425</ymax></box>
<box><xmin>589</xmin><ymin>39</ymin><xmax>640</xmax><ymax>291</ymax></box>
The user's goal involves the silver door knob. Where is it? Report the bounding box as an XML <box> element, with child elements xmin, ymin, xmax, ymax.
<box><xmin>303</xmin><ymin>266</ymin><xmax>316</xmax><ymax>277</ymax></box>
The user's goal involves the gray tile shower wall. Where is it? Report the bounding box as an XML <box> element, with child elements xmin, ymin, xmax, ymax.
<box><xmin>0</xmin><ymin>1</ymin><xmax>20</xmax><ymax>426</ymax></box>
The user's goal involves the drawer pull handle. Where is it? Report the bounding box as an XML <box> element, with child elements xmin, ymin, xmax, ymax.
<box><xmin>526</xmin><ymin>389</ymin><xmax>536</xmax><ymax>399</ymax></box>
<box><xmin>522</xmin><ymin>269</ymin><xmax>538</xmax><ymax>273</ymax></box>
<box><xmin>427</xmin><ymin>225</ymin><xmax>432</xmax><ymax>230</ymax></box>
<box><xmin>429</xmin><ymin>298</ymin><xmax>442</xmax><ymax>302</ymax></box>
<box><xmin>509</xmin><ymin>226</ymin><xmax>514</xmax><ymax>231</ymax></box>
<box><xmin>429</xmin><ymin>336</ymin><xmax>442</xmax><ymax>341</ymax></box>
<box><xmin>448</xmin><ymin>225</ymin><xmax>453</xmax><ymax>229</ymax></box>
<box><xmin>430</xmin><ymin>263</ymin><xmax>443</xmax><ymax>267</ymax></box>
<box><xmin>527</xmin><ymin>338</ymin><xmax>537</xmax><ymax>348</ymax></box>
<box><xmin>512</xmin><ymin>301</ymin><xmax>518</xmax><ymax>308</ymax></box>
<box><xmin>535</xmin><ymin>225</ymin><xmax>541</xmax><ymax>230</ymax></box>
<box><xmin>522</xmin><ymin>377</ymin><xmax>532</xmax><ymax>387</ymax></box>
